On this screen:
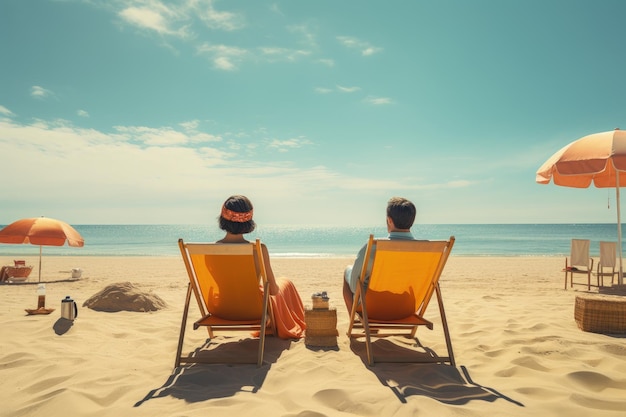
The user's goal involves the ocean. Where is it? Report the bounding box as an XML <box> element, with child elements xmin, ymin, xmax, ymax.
<box><xmin>0</xmin><ymin>224</ymin><xmax>623</xmax><ymax>258</ymax></box>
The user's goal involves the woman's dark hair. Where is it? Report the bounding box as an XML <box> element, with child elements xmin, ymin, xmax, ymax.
<box><xmin>386</xmin><ymin>197</ymin><xmax>416</xmax><ymax>230</ymax></box>
<box><xmin>218</xmin><ymin>195</ymin><xmax>256</xmax><ymax>234</ymax></box>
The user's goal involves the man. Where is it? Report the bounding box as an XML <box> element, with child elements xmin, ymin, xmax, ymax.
<box><xmin>343</xmin><ymin>197</ymin><xmax>417</xmax><ymax>301</ymax></box>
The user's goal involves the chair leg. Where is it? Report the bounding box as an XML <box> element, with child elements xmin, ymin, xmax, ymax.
<box><xmin>258</xmin><ymin>281</ymin><xmax>270</xmax><ymax>367</ymax></box>
<box><xmin>435</xmin><ymin>284</ymin><xmax>455</xmax><ymax>367</ymax></box>
<box><xmin>598</xmin><ymin>270</ymin><xmax>603</xmax><ymax>288</ymax></box>
<box><xmin>358</xmin><ymin>283</ymin><xmax>374</xmax><ymax>366</ymax></box>
<box><xmin>175</xmin><ymin>282</ymin><xmax>193</xmax><ymax>370</ymax></box>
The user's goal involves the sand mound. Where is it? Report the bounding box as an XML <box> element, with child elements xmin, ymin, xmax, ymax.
<box><xmin>82</xmin><ymin>281</ymin><xmax>167</xmax><ymax>312</ymax></box>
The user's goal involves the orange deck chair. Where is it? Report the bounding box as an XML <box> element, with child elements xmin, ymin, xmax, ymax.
<box><xmin>175</xmin><ymin>238</ymin><xmax>274</xmax><ymax>368</ymax></box>
<box><xmin>346</xmin><ymin>235</ymin><xmax>456</xmax><ymax>366</ymax></box>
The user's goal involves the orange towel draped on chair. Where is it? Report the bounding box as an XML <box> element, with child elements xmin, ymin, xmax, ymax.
<box><xmin>268</xmin><ymin>279</ymin><xmax>306</xmax><ymax>339</ymax></box>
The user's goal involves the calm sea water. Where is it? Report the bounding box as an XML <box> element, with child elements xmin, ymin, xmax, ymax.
<box><xmin>0</xmin><ymin>224</ymin><xmax>622</xmax><ymax>258</ymax></box>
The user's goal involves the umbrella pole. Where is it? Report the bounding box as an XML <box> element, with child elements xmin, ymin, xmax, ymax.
<box><xmin>38</xmin><ymin>245</ymin><xmax>42</xmax><ymax>283</ymax></box>
<box><xmin>617</xmin><ymin>177</ymin><xmax>624</xmax><ymax>286</ymax></box>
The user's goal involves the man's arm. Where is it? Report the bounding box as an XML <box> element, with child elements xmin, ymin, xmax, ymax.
<box><xmin>348</xmin><ymin>243</ymin><xmax>368</xmax><ymax>293</ymax></box>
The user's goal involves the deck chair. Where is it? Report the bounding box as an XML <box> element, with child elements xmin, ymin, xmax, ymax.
<box><xmin>595</xmin><ymin>241</ymin><xmax>617</xmax><ymax>287</ymax></box>
<box><xmin>564</xmin><ymin>239</ymin><xmax>594</xmax><ymax>290</ymax></box>
<box><xmin>346</xmin><ymin>235</ymin><xmax>456</xmax><ymax>366</ymax></box>
<box><xmin>175</xmin><ymin>238</ymin><xmax>274</xmax><ymax>368</ymax></box>
<box><xmin>0</xmin><ymin>265</ymin><xmax>33</xmax><ymax>283</ymax></box>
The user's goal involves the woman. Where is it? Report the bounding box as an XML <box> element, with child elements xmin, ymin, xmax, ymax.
<box><xmin>217</xmin><ymin>195</ymin><xmax>306</xmax><ymax>339</ymax></box>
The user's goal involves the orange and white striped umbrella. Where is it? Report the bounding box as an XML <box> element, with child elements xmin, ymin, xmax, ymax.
<box><xmin>536</xmin><ymin>129</ymin><xmax>626</xmax><ymax>188</ymax></box>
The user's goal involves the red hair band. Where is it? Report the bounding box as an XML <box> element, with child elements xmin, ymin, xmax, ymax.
<box><xmin>221</xmin><ymin>206</ymin><xmax>253</xmax><ymax>223</ymax></box>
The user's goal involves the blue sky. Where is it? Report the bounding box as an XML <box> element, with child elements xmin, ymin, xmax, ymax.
<box><xmin>2</xmin><ymin>0</ymin><xmax>626</xmax><ymax>226</ymax></box>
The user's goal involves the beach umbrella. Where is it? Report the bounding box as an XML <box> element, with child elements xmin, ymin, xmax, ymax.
<box><xmin>0</xmin><ymin>217</ymin><xmax>84</xmax><ymax>282</ymax></box>
<box><xmin>536</xmin><ymin>128</ymin><xmax>626</xmax><ymax>285</ymax></box>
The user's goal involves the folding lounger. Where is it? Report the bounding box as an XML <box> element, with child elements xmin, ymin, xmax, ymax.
<box><xmin>346</xmin><ymin>235</ymin><xmax>456</xmax><ymax>366</ymax></box>
<box><xmin>175</xmin><ymin>238</ymin><xmax>274</xmax><ymax>368</ymax></box>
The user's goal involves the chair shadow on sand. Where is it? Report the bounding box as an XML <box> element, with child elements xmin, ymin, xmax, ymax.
<box><xmin>134</xmin><ymin>337</ymin><xmax>292</xmax><ymax>407</ymax></box>
<box><xmin>350</xmin><ymin>338</ymin><xmax>524</xmax><ymax>407</ymax></box>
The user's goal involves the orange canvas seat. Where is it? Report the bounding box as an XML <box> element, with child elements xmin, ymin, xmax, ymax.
<box><xmin>175</xmin><ymin>239</ymin><xmax>274</xmax><ymax>368</ymax></box>
<box><xmin>346</xmin><ymin>235</ymin><xmax>456</xmax><ymax>366</ymax></box>
<box><xmin>564</xmin><ymin>239</ymin><xmax>594</xmax><ymax>290</ymax></box>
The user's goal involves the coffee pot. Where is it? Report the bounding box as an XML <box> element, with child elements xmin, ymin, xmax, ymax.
<box><xmin>61</xmin><ymin>296</ymin><xmax>78</xmax><ymax>320</ymax></box>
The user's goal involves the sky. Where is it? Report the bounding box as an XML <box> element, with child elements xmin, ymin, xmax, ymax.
<box><xmin>3</xmin><ymin>0</ymin><xmax>626</xmax><ymax>226</ymax></box>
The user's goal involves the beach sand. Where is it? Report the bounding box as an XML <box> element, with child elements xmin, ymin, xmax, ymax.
<box><xmin>1</xmin><ymin>255</ymin><xmax>626</xmax><ymax>416</ymax></box>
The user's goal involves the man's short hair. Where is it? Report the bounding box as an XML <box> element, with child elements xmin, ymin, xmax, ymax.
<box><xmin>386</xmin><ymin>197</ymin><xmax>416</xmax><ymax>229</ymax></box>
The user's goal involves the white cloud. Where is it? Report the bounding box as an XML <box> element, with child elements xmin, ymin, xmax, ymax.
<box><xmin>31</xmin><ymin>85</ymin><xmax>53</xmax><ymax>99</ymax></box>
<box><xmin>110</xmin><ymin>2</ymin><xmax>334</xmax><ymax>71</ymax></box>
<box><xmin>315</xmin><ymin>87</ymin><xmax>333</xmax><ymax>94</ymax></box>
<box><xmin>337</xmin><ymin>36</ymin><xmax>382</xmax><ymax>56</ymax></box>
<box><xmin>362</xmin><ymin>46</ymin><xmax>383</xmax><ymax>56</ymax></box>
<box><xmin>189</xmin><ymin>132</ymin><xmax>222</xmax><ymax>143</ymax></box>
<box><xmin>0</xmin><ymin>105</ymin><xmax>14</xmax><ymax>116</ymax></box>
<box><xmin>116</xmin><ymin>0</ymin><xmax>242</xmax><ymax>39</ymax></box>
<box><xmin>364</xmin><ymin>96</ymin><xmax>393</xmax><ymax>105</ymax></box>
<box><xmin>118</xmin><ymin>5</ymin><xmax>190</xmax><ymax>38</ymax></box>
<box><xmin>179</xmin><ymin>120</ymin><xmax>199</xmax><ymax>130</ymax></box>
<box><xmin>268</xmin><ymin>137</ymin><xmax>313</xmax><ymax>152</ymax></box>
<box><xmin>77</xmin><ymin>109</ymin><xmax>90</xmax><ymax>118</ymax></box>
<box><xmin>191</xmin><ymin>0</ymin><xmax>245</xmax><ymax>31</ymax></box>
<box><xmin>197</xmin><ymin>43</ymin><xmax>247</xmax><ymax>70</ymax></box>
<box><xmin>0</xmin><ymin>118</ymin><xmax>436</xmax><ymax>224</ymax></box>
<box><xmin>337</xmin><ymin>85</ymin><xmax>360</xmax><ymax>93</ymax></box>
<box><xmin>114</xmin><ymin>125</ymin><xmax>189</xmax><ymax>146</ymax></box>
<box><xmin>214</xmin><ymin>56</ymin><xmax>236</xmax><ymax>70</ymax></box>
<box><xmin>259</xmin><ymin>47</ymin><xmax>311</xmax><ymax>62</ymax></box>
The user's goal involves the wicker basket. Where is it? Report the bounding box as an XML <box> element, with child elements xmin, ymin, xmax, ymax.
<box><xmin>575</xmin><ymin>295</ymin><xmax>626</xmax><ymax>334</ymax></box>
<box><xmin>305</xmin><ymin>308</ymin><xmax>338</xmax><ymax>346</ymax></box>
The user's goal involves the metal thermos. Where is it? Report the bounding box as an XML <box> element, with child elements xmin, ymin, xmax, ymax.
<box><xmin>61</xmin><ymin>296</ymin><xmax>78</xmax><ymax>320</ymax></box>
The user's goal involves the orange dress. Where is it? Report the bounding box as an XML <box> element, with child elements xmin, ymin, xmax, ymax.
<box><xmin>269</xmin><ymin>279</ymin><xmax>306</xmax><ymax>339</ymax></box>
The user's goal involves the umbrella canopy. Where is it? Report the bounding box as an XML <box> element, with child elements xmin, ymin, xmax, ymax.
<box><xmin>0</xmin><ymin>217</ymin><xmax>84</xmax><ymax>282</ymax></box>
<box><xmin>536</xmin><ymin>129</ymin><xmax>626</xmax><ymax>285</ymax></box>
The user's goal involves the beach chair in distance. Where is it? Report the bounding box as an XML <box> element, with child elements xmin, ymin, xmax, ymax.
<box><xmin>595</xmin><ymin>241</ymin><xmax>617</xmax><ymax>287</ymax></box>
<box><xmin>346</xmin><ymin>235</ymin><xmax>456</xmax><ymax>366</ymax></box>
<box><xmin>175</xmin><ymin>238</ymin><xmax>274</xmax><ymax>368</ymax></box>
<box><xmin>0</xmin><ymin>264</ymin><xmax>33</xmax><ymax>283</ymax></box>
<box><xmin>564</xmin><ymin>239</ymin><xmax>594</xmax><ymax>290</ymax></box>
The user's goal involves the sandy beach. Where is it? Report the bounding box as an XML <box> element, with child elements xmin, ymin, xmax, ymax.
<box><xmin>1</xmin><ymin>255</ymin><xmax>626</xmax><ymax>417</ymax></box>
